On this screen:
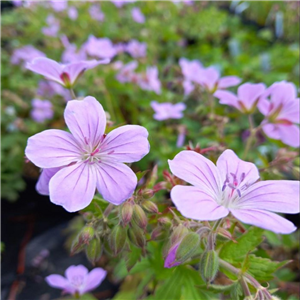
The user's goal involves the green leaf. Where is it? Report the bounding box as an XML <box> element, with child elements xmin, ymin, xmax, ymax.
<box><xmin>246</xmin><ymin>255</ymin><xmax>290</xmax><ymax>282</ymax></box>
<box><xmin>219</xmin><ymin>227</ymin><xmax>264</xmax><ymax>264</ymax></box>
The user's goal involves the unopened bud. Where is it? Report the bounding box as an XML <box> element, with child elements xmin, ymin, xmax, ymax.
<box><xmin>151</xmin><ymin>227</ymin><xmax>163</xmax><ymax>240</ymax></box>
<box><xmin>199</xmin><ymin>250</ymin><xmax>219</xmax><ymax>283</ymax></box>
<box><xmin>128</xmin><ymin>224</ymin><xmax>146</xmax><ymax>249</ymax></box>
<box><xmin>78</xmin><ymin>226</ymin><xmax>95</xmax><ymax>245</ymax></box>
<box><xmin>142</xmin><ymin>189</ymin><xmax>155</xmax><ymax>199</ymax></box>
<box><xmin>132</xmin><ymin>205</ymin><xmax>148</xmax><ymax>229</ymax></box>
<box><xmin>85</xmin><ymin>237</ymin><xmax>102</xmax><ymax>265</ymax></box>
<box><xmin>142</xmin><ymin>200</ymin><xmax>159</xmax><ymax>214</ymax></box>
<box><xmin>170</xmin><ymin>225</ymin><xmax>189</xmax><ymax>245</ymax></box>
<box><xmin>158</xmin><ymin>217</ymin><xmax>172</xmax><ymax>227</ymax></box>
<box><xmin>196</xmin><ymin>226</ymin><xmax>210</xmax><ymax>239</ymax></box>
<box><xmin>175</xmin><ymin>232</ymin><xmax>200</xmax><ymax>263</ymax></box>
<box><xmin>109</xmin><ymin>225</ymin><xmax>127</xmax><ymax>256</ymax></box>
<box><xmin>60</xmin><ymin>72</ymin><xmax>72</xmax><ymax>88</ymax></box>
<box><xmin>71</xmin><ymin>236</ymin><xmax>85</xmax><ymax>255</ymax></box>
<box><xmin>121</xmin><ymin>201</ymin><xmax>134</xmax><ymax>225</ymax></box>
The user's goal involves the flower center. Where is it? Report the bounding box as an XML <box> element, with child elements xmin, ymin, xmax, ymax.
<box><xmin>70</xmin><ymin>275</ymin><xmax>84</xmax><ymax>288</ymax></box>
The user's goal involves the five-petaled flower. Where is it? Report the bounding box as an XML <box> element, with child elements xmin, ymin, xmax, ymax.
<box><xmin>257</xmin><ymin>81</ymin><xmax>300</xmax><ymax>148</ymax></box>
<box><xmin>169</xmin><ymin>149</ymin><xmax>299</xmax><ymax>234</ymax></box>
<box><xmin>46</xmin><ymin>265</ymin><xmax>106</xmax><ymax>296</ymax></box>
<box><xmin>25</xmin><ymin>96</ymin><xmax>150</xmax><ymax>212</ymax></box>
<box><xmin>26</xmin><ymin>57</ymin><xmax>109</xmax><ymax>88</ymax></box>
<box><xmin>151</xmin><ymin>101</ymin><xmax>186</xmax><ymax>121</ymax></box>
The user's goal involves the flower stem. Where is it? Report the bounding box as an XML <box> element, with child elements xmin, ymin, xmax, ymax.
<box><xmin>242</xmin><ymin>114</ymin><xmax>256</xmax><ymax>159</ymax></box>
<box><xmin>207</xmin><ymin>218</ymin><xmax>223</xmax><ymax>250</ymax></box>
<box><xmin>70</xmin><ymin>88</ymin><xmax>76</xmax><ymax>99</ymax></box>
<box><xmin>240</xmin><ymin>277</ymin><xmax>251</xmax><ymax>298</ymax></box>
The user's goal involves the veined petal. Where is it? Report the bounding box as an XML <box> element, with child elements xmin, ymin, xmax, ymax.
<box><xmin>26</xmin><ymin>57</ymin><xmax>64</xmax><ymax>85</ymax></box>
<box><xmin>64</xmin><ymin>97</ymin><xmax>106</xmax><ymax>148</ymax></box>
<box><xmin>237</xmin><ymin>83</ymin><xmax>266</xmax><ymax>111</ymax></box>
<box><xmin>49</xmin><ymin>163</ymin><xmax>96</xmax><ymax>212</ymax></box>
<box><xmin>168</xmin><ymin>150</ymin><xmax>221</xmax><ymax>196</ymax></box>
<box><xmin>82</xmin><ymin>268</ymin><xmax>107</xmax><ymax>294</ymax></box>
<box><xmin>262</xmin><ymin>123</ymin><xmax>281</xmax><ymax>140</ymax></box>
<box><xmin>36</xmin><ymin>167</ymin><xmax>61</xmax><ymax>195</ymax></box>
<box><xmin>171</xmin><ymin>186</ymin><xmax>229</xmax><ymax>221</ymax></box>
<box><xmin>95</xmin><ymin>161</ymin><xmax>137</xmax><ymax>205</ymax></box>
<box><xmin>277</xmin><ymin>99</ymin><xmax>300</xmax><ymax>124</ymax></box>
<box><xmin>216</xmin><ymin>149</ymin><xmax>260</xmax><ymax>187</ymax></box>
<box><xmin>278</xmin><ymin>124</ymin><xmax>300</xmax><ymax>148</ymax></box>
<box><xmin>235</xmin><ymin>180</ymin><xmax>300</xmax><ymax>213</ymax></box>
<box><xmin>230</xmin><ymin>208</ymin><xmax>297</xmax><ymax>234</ymax></box>
<box><xmin>100</xmin><ymin>125</ymin><xmax>150</xmax><ymax>163</ymax></box>
<box><xmin>218</xmin><ymin>76</ymin><xmax>241</xmax><ymax>89</ymax></box>
<box><xmin>214</xmin><ymin>90</ymin><xmax>240</xmax><ymax>110</ymax></box>
<box><xmin>65</xmin><ymin>265</ymin><xmax>88</xmax><ymax>281</ymax></box>
<box><xmin>25</xmin><ymin>129</ymin><xmax>80</xmax><ymax>168</ymax></box>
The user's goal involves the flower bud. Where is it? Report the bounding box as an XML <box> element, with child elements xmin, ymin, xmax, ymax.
<box><xmin>85</xmin><ymin>237</ymin><xmax>102</xmax><ymax>265</ymax></box>
<box><xmin>71</xmin><ymin>236</ymin><xmax>85</xmax><ymax>255</ymax></box>
<box><xmin>199</xmin><ymin>250</ymin><xmax>219</xmax><ymax>283</ymax></box>
<box><xmin>142</xmin><ymin>189</ymin><xmax>155</xmax><ymax>199</ymax></box>
<box><xmin>158</xmin><ymin>217</ymin><xmax>172</xmax><ymax>227</ymax></box>
<box><xmin>109</xmin><ymin>225</ymin><xmax>127</xmax><ymax>256</ymax></box>
<box><xmin>142</xmin><ymin>200</ymin><xmax>159</xmax><ymax>214</ymax></box>
<box><xmin>175</xmin><ymin>232</ymin><xmax>200</xmax><ymax>263</ymax></box>
<box><xmin>170</xmin><ymin>225</ymin><xmax>189</xmax><ymax>245</ymax></box>
<box><xmin>128</xmin><ymin>224</ymin><xmax>146</xmax><ymax>249</ymax></box>
<box><xmin>78</xmin><ymin>226</ymin><xmax>95</xmax><ymax>245</ymax></box>
<box><xmin>121</xmin><ymin>201</ymin><xmax>134</xmax><ymax>225</ymax></box>
<box><xmin>151</xmin><ymin>227</ymin><xmax>164</xmax><ymax>240</ymax></box>
<box><xmin>196</xmin><ymin>226</ymin><xmax>210</xmax><ymax>239</ymax></box>
<box><xmin>132</xmin><ymin>204</ymin><xmax>148</xmax><ymax>229</ymax></box>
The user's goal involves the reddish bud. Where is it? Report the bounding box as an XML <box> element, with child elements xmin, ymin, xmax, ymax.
<box><xmin>121</xmin><ymin>201</ymin><xmax>134</xmax><ymax>226</ymax></box>
<box><xmin>78</xmin><ymin>226</ymin><xmax>95</xmax><ymax>245</ymax></box>
<box><xmin>142</xmin><ymin>200</ymin><xmax>159</xmax><ymax>214</ymax></box>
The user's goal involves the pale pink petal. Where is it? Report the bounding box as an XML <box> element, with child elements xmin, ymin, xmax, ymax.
<box><xmin>168</xmin><ymin>150</ymin><xmax>221</xmax><ymax>196</ymax></box>
<box><xmin>25</xmin><ymin>129</ymin><xmax>80</xmax><ymax>168</ymax></box>
<box><xmin>236</xmin><ymin>180</ymin><xmax>300</xmax><ymax>214</ymax></box>
<box><xmin>197</xmin><ymin>67</ymin><xmax>219</xmax><ymax>91</ymax></box>
<box><xmin>214</xmin><ymin>90</ymin><xmax>240</xmax><ymax>110</ymax></box>
<box><xmin>262</xmin><ymin>123</ymin><xmax>281</xmax><ymax>140</ymax></box>
<box><xmin>278</xmin><ymin>124</ymin><xmax>300</xmax><ymax>147</ymax></box>
<box><xmin>65</xmin><ymin>265</ymin><xmax>89</xmax><ymax>281</ymax></box>
<box><xmin>82</xmin><ymin>268</ymin><xmax>107</xmax><ymax>294</ymax></box>
<box><xmin>49</xmin><ymin>163</ymin><xmax>96</xmax><ymax>212</ymax></box>
<box><xmin>95</xmin><ymin>161</ymin><xmax>137</xmax><ymax>205</ymax></box>
<box><xmin>36</xmin><ymin>167</ymin><xmax>61</xmax><ymax>195</ymax></box>
<box><xmin>257</xmin><ymin>98</ymin><xmax>271</xmax><ymax>116</ymax></box>
<box><xmin>230</xmin><ymin>209</ymin><xmax>297</xmax><ymax>234</ymax></box>
<box><xmin>237</xmin><ymin>83</ymin><xmax>266</xmax><ymax>111</ymax></box>
<box><xmin>269</xmin><ymin>81</ymin><xmax>297</xmax><ymax>103</ymax></box>
<box><xmin>216</xmin><ymin>149</ymin><xmax>260</xmax><ymax>187</ymax></box>
<box><xmin>64</xmin><ymin>96</ymin><xmax>106</xmax><ymax>147</ymax></box>
<box><xmin>171</xmin><ymin>186</ymin><xmax>229</xmax><ymax>221</ymax></box>
<box><xmin>100</xmin><ymin>125</ymin><xmax>150</xmax><ymax>163</ymax></box>
<box><xmin>218</xmin><ymin>76</ymin><xmax>241</xmax><ymax>89</ymax></box>
<box><xmin>26</xmin><ymin>57</ymin><xmax>64</xmax><ymax>85</ymax></box>
<box><xmin>45</xmin><ymin>274</ymin><xmax>71</xmax><ymax>291</ymax></box>
<box><xmin>277</xmin><ymin>99</ymin><xmax>300</xmax><ymax>124</ymax></box>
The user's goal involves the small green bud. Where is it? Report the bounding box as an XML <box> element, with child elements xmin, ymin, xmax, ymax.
<box><xmin>132</xmin><ymin>205</ymin><xmax>148</xmax><ymax>229</ymax></box>
<box><xmin>71</xmin><ymin>236</ymin><xmax>85</xmax><ymax>255</ymax></box>
<box><xmin>158</xmin><ymin>217</ymin><xmax>172</xmax><ymax>227</ymax></box>
<box><xmin>175</xmin><ymin>232</ymin><xmax>200</xmax><ymax>263</ymax></box>
<box><xmin>199</xmin><ymin>250</ymin><xmax>219</xmax><ymax>283</ymax></box>
<box><xmin>121</xmin><ymin>201</ymin><xmax>134</xmax><ymax>225</ymax></box>
<box><xmin>85</xmin><ymin>237</ymin><xmax>102</xmax><ymax>265</ymax></box>
<box><xmin>141</xmin><ymin>189</ymin><xmax>155</xmax><ymax>199</ymax></box>
<box><xmin>78</xmin><ymin>226</ymin><xmax>95</xmax><ymax>245</ymax></box>
<box><xmin>128</xmin><ymin>224</ymin><xmax>146</xmax><ymax>249</ymax></box>
<box><xmin>151</xmin><ymin>227</ymin><xmax>163</xmax><ymax>240</ymax></box>
<box><xmin>170</xmin><ymin>225</ymin><xmax>189</xmax><ymax>245</ymax></box>
<box><xmin>109</xmin><ymin>225</ymin><xmax>127</xmax><ymax>256</ymax></box>
<box><xmin>142</xmin><ymin>200</ymin><xmax>159</xmax><ymax>214</ymax></box>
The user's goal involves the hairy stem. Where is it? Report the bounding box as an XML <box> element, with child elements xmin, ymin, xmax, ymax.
<box><xmin>242</xmin><ymin>114</ymin><xmax>256</xmax><ymax>159</ymax></box>
<box><xmin>70</xmin><ymin>88</ymin><xmax>76</xmax><ymax>99</ymax></box>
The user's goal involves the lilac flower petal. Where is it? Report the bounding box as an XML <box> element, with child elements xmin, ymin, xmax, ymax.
<box><xmin>171</xmin><ymin>186</ymin><xmax>229</xmax><ymax>221</ymax></box>
<box><xmin>64</xmin><ymin>97</ymin><xmax>106</xmax><ymax>147</ymax></box>
<box><xmin>49</xmin><ymin>163</ymin><xmax>96</xmax><ymax>212</ymax></box>
<box><xmin>262</xmin><ymin>123</ymin><xmax>281</xmax><ymax>140</ymax></box>
<box><xmin>218</xmin><ymin>76</ymin><xmax>241</xmax><ymax>89</ymax></box>
<box><xmin>230</xmin><ymin>209</ymin><xmax>297</xmax><ymax>234</ymax></box>
<box><xmin>214</xmin><ymin>90</ymin><xmax>239</xmax><ymax>110</ymax></box>
<box><xmin>277</xmin><ymin>124</ymin><xmax>300</xmax><ymax>148</ymax></box>
<box><xmin>237</xmin><ymin>83</ymin><xmax>266</xmax><ymax>111</ymax></box>
<box><xmin>168</xmin><ymin>150</ymin><xmax>221</xmax><ymax>196</ymax></box>
<box><xmin>36</xmin><ymin>167</ymin><xmax>61</xmax><ymax>195</ymax></box>
<box><xmin>65</xmin><ymin>265</ymin><xmax>89</xmax><ymax>281</ymax></box>
<box><xmin>100</xmin><ymin>125</ymin><xmax>150</xmax><ymax>163</ymax></box>
<box><xmin>216</xmin><ymin>149</ymin><xmax>260</xmax><ymax>187</ymax></box>
<box><xmin>95</xmin><ymin>161</ymin><xmax>137</xmax><ymax>205</ymax></box>
<box><xmin>236</xmin><ymin>180</ymin><xmax>300</xmax><ymax>213</ymax></box>
<box><xmin>268</xmin><ymin>81</ymin><xmax>297</xmax><ymax>104</ymax></box>
<box><xmin>164</xmin><ymin>244</ymin><xmax>181</xmax><ymax>268</ymax></box>
<box><xmin>277</xmin><ymin>99</ymin><xmax>300</xmax><ymax>124</ymax></box>
<box><xmin>82</xmin><ymin>268</ymin><xmax>107</xmax><ymax>294</ymax></box>
<box><xmin>196</xmin><ymin>67</ymin><xmax>219</xmax><ymax>91</ymax></box>
<box><xmin>257</xmin><ymin>98</ymin><xmax>271</xmax><ymax>115</ymax></box>
<box><xmin>25</xmin><ymin>129</ymin><xmax>80</xmax><ymax>168</ymax></box>
<box><xmin>26</xmin><ymin>57</ymin><xmax>64</xmax><ymax>85</ymax></box>
<box><xmin>45</xmin><ymin>274</ymin><xmax>71</xmax><ymax>290</ymax></box>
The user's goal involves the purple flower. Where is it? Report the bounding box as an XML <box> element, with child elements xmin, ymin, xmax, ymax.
<box><xmin>11</xmin><ymin>45</ymin><xmax>46</xmax><ymax>66</ymax></box>
<box><xmin>45</xmin><ymin>265</ymin><xmax>107</xmax><ymax>296</ymax></box>
<box><xmin>125</xmin><ymin>40</ymin><xmax>147</xmax><ymax>58</ymax></box>
<box><xmin>258</xmin><ymin>81</ymin><xmax>300</xmax><ymax>147</ymax></box>
<box><xmin>195</xmin><ymin>66</ymin><xmax>241</xmax><ymax>92</ymax></box>
<box><xmin>111</xmin><ymin>0</ymin><xmax>134</xmax><ymax>7</ymax></box>
<box><xmin>164</xmin><ymin>244</ymin><xmax>181</xmax><ymax>268</ymax></box>
<box><xmin>30</xmin><ymin>99</ymin><xmax>54</xmax><ymax>123</ymax></box>
<box><xmin>12</xmin><ymin>0</ymin><xmax>23</xmax><ymax>6</ymax></box>
<box><xmin>37</xmin><ymin>81</ymin><xmax>72</xmax><ymax>101</ymax></box>
<box><xmin>36</xmin><ymin>167</ymin><xmax>61</xmax><ymax>195</ymax></box>
<box><xmin>151</xmin><ymin>101</ymin><xmax>186</xmax><ymax>121</ymax></box>
<box><xmin>25</xmin><ymin>96</ymin><xmax>150</xmax><ymax>212</ymax></box>
<box><xmin>183</xmin><ymin>80</ymin><xmax>194</xmax><ymax>96</ymax></box>
<box><xmin>84</xmin><ymin>36</ymin><xmax>117</xmax><ymax>59</ymax></box>
<box><xmin>68</xmin><ymin>6</ymin><xmax>78</xmax><ymax>20</ymax></box>
<box><xmin>89</xmin><ymin>4</ymin><xmax>105</xmax><ymax>21</ymax></box>
<box><xmin>116</xmin><ymin>61</ymin><xmax>138</xmax><ymax>83</ymax></box>
<box><xmin>26</xmin><ymin>57</ymin><xmax>109</xmax><ymax>88</ymax></box>
<box><xmin>131</xmin><ymin>7</ymin><xmax>145</xmax><ymax>23</ymax></box>
<box><xmin>169</xmin><ymin>149</ymin><xmax>299</xmax><ymax>234</ymax></box>
<box><xmin>179</xmin><ymin>58</ymin><xmax>203</xmax><ymax>82</ymax></box>
<box><xmin>214</xmin><ymin>83</ymin><xmax>266</xmax><ymax>113</ymax></box>
<box><xmin>50</xmin><ymin>0</ymin><xmax>68</xmax><ymax>12</ymax></box>
<box><xmin>138</xmin><ymin>66</ymin><xmax>161</xmax><ymax>94</ymax></box>
<box><xmin>42</xmin><ymin>15</ymin><xmax>60</xmax><ymax>37</ymax></box>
